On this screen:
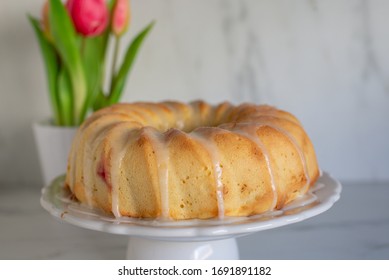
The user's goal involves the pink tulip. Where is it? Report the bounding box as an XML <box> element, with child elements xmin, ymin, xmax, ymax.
<box><xmin>41</xmin><ymin>1</ymin><xmax>51</xmax><ymax>39</ymax></box>
<box><xmin>66</xmin><ymin>0</ymin><xmax>109</xmax><ymax>37</ymax></box>
<box><xmin>112</xmin><ymin>0</ymin><xmax>130</xmax><ymax>36</ymax></box>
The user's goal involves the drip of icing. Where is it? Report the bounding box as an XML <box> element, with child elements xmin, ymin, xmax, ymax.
<box><xmin>109</xmin><ymin>141</ymin><xmax>127</xmax><ymax>218</ymax></box>
<box><xmin>175</xmin><ymin>120</ymin><xmax>185</xmax><ymax>130</ymax></box>
<box><xmin>71</xmin><ymin>114</ymin><xmax>113</xmax><ymax>191</ymax></box>
<box><xmin>232</xmin><ymin>105</ymin><xmax>311</xmax><ymax>196</ymax></box>
<box><xmin>143</xmin><ymin>127</ymin><xmax>170</xmax><ymax>219</ymax></box>
<box><xmin>256</xmin><ymin>121</ymin><xmax>311</xmax><ymax>195</ymax></box>
<box><xmin>67</xmin><ymin>137</ymin><xmax>77</xmax><ymax>193</ymax></box>
<box><xmin>72</xmin><ymin>102</ymin><xmax>315</xmax><ymax>220</ymax></box>
<box><xmin>190</xmin><ymin>130</ymin><xmax>225</xmax><ymax>219</ymax></box>
<box><xmin>69</xmin><ymin>128</ymin><xmax>84</xmax><ymax>193</ymax></box>
<box><xmin>82</xmin><ymin>149</ymin><xmax>93</xmax><ymax>206</ymax></box>
<box><xmin>83</xmin><ymin>139</ymin><xmax>101</xmax><ymax>207</ymax></box>
<box><xmin>225</xmin><ymin>124</ymin><xmax>278</xmax><ymax>210</ymax></box>
<box><xmin>75</xmin><ymin>113</ymin><xmax>130</xmax><ymax>198</ymax></box>
<box><xmin>109</xmin><ymin>123</ymin><xmax>143</xmax><ymax>218</ymax></box>
<box><xmin>81</xmin><ymin>122</ymin><xmax>120</xmax><ymax>206</ymax></box>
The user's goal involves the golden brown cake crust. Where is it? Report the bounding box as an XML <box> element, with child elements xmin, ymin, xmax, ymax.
<box><xmin>65</xmin><ymin>101</ymin><xmax>320</xmax><ymax>220</ymax></box>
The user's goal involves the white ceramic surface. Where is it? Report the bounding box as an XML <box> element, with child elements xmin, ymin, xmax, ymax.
<box><xmin>126</xmin><ymin>237</ymin><xmax>239</xmax><ymax>260</ymax></box>
<box><xmin>40</xmin><ymin>172</ymin><xmax>340</xmax><ymax>259</ymax></box>
<box><xmin>33</xmin><ymin>120</ymin><xmax>77</xmax><ymax>186</ymax></box>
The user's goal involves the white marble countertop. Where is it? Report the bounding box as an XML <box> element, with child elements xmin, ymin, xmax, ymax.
<box><xmin>0</xmin><ymin>181</ymin><xmax>388</xmax><ymax>259</ymax></box>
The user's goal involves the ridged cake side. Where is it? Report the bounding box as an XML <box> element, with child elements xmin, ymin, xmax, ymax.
<box><xmin>65</xmin><ymin>101</ymin><xmax>320</xmax><ymax>220</ymax></box>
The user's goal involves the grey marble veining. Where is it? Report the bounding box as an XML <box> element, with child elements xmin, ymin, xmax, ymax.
<box><xmin>0</xmin><ymin>182</ymin><xmax>388</xmax><ymax>260</ymax></box>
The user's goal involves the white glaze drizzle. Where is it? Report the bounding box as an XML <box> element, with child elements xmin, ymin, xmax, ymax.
<box><xmin>73</xmin><ymin>111</ymin><xmax>127</xmax><ymax>192</ymax></box>
<box><xmin>71</xmin><ymin>111</ymin><xmax>115</xmax><ymax>191</ymax></box>
<box><xmin>143</xmin><ymin>127</ymin><xmax>170</xmax><ymax>219</ymax></box>
<box><xmin>108</xmin><ymin>136</ymin><xmax>126</xmax><ymax>218</ymax></box>
<box><xmin>190</xmin><ymin>130</ymin><xmax>225</xmax><ymax>219</ymax></box>
<box><xmin>69</xmin><ymin>127</ymin><xmax>85</xmax><ymax>193</ymax></box>
<box><xmin>73</xmin><ymin>102</ymin><xmax>315</xmax><ymax>220</ymax></box>
<box><xmin>63</xmin><ymin>180</ymin><xmax>320</xmax><ymax>227</ymax></box>
<box><xmin>234</xmin><ymin>104</ymin><xmax>311</xmax><ymax>196</ymax></box>
<box><xmin>226</xmin><ymin>124</ymin><xmax>278</xmax><ymax>210</ymax></box>
<box><xmin>82</xmin><ymin>129</ymin><xmax>110</xmax><ymax>207</ymax></box>
<box><xmin>254</xmin><ymin>120</ymin><xmax>311</xmax><ymax>195</ymax></box>
<box><xmin>67</xmin><ymin>132</ymin><xmax>78</xmax><ymax>192</ymax></box>
<box><xmin>80</xmin><ymin>121</ymin><xmax>120</xmax><ymax>206</ymax></box>
<box><xmin>233</xmin><ymin>111</ymin><xmax>311</xmax><ymax>194</ymax></box>
<box><xmin>109</xmin><ymin>123</ymin><xmax>144</xmax><ymax>218</ymax></box>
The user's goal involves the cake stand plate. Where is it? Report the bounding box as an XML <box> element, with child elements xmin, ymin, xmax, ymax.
<box><xmin>41</xmin><ymin>172</ymin><xmax>341</xmax><ymax>259</ymax></box>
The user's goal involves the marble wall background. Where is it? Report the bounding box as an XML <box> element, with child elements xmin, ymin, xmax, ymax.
<box><xmin>0</xmin><ymin>0</ymin><xmax>388</xmax><ymax>185</ymax></box>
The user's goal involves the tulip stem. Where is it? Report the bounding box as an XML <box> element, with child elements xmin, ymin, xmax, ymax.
<box><xmin>109</xmin><ymin>36</ymin><xmax>120</xmax><ymax>95</ymax></box>
<box><xmin>81</xmin><ymin>37</ymin><xmax>86</xmax><ymax>56</ymax></box>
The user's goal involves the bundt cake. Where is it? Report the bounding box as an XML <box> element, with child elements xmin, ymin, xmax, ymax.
<box><xmin>65</xmin><ymin>101</ymin><xmax>320</xmax><ymax>220</ymax></box>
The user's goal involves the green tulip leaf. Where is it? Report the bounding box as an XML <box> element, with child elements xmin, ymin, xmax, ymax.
<box><xmin>80</xmin><ymin>37</ymin><xmax>105</xmax><ymax>120</ymax></box>
<box><xmin>57</xmin><ymin>67</ymin><xmax>73</xmax><ymax>126</ymax></box>
<box><xmin>92</xmin><ymin>90</ymin><xmax>109</xmax><ymax>111</ymax></box>
<box><xmin>49</xmin><ymin>0</ymin><xmax>87</xmax><ymax>125</ymax></box>
<box><xmin>28</xmin><ymin>16</ymin><xmax>61</xmax><ymax>125</ymax></box>
<box><xmin>108</xmin><ymin>21</ymin><xmax>155</xmax><ymax>105</ymax></box>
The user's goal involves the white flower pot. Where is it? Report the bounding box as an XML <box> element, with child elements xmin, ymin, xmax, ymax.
<box><xmin>33</xmin><ymin>120</ymin><xmax>77</xmax><ymax>186</ymax></box>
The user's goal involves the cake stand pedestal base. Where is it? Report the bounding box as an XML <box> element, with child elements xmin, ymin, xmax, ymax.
<box><xmin>126</xmin><ymin>237</ymin><xmax>239</xmax><ymax>260</ymax></box>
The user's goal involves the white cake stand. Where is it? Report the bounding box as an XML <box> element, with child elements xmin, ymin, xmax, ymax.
<box><xmin>40</xmin><ymin>172</ymin><xmax>341</xmax><ymax>260</ymax></box>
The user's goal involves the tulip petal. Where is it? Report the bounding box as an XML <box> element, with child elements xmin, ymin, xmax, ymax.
<box><xmin>66</xmin><ymin>0</ymin><xmax>109</xmax><ymax>37</ymax></box>
<box><xmin>112</xmin><ymin>0</ymin><xmax>130</xmax><ymax>36</ymax></box>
